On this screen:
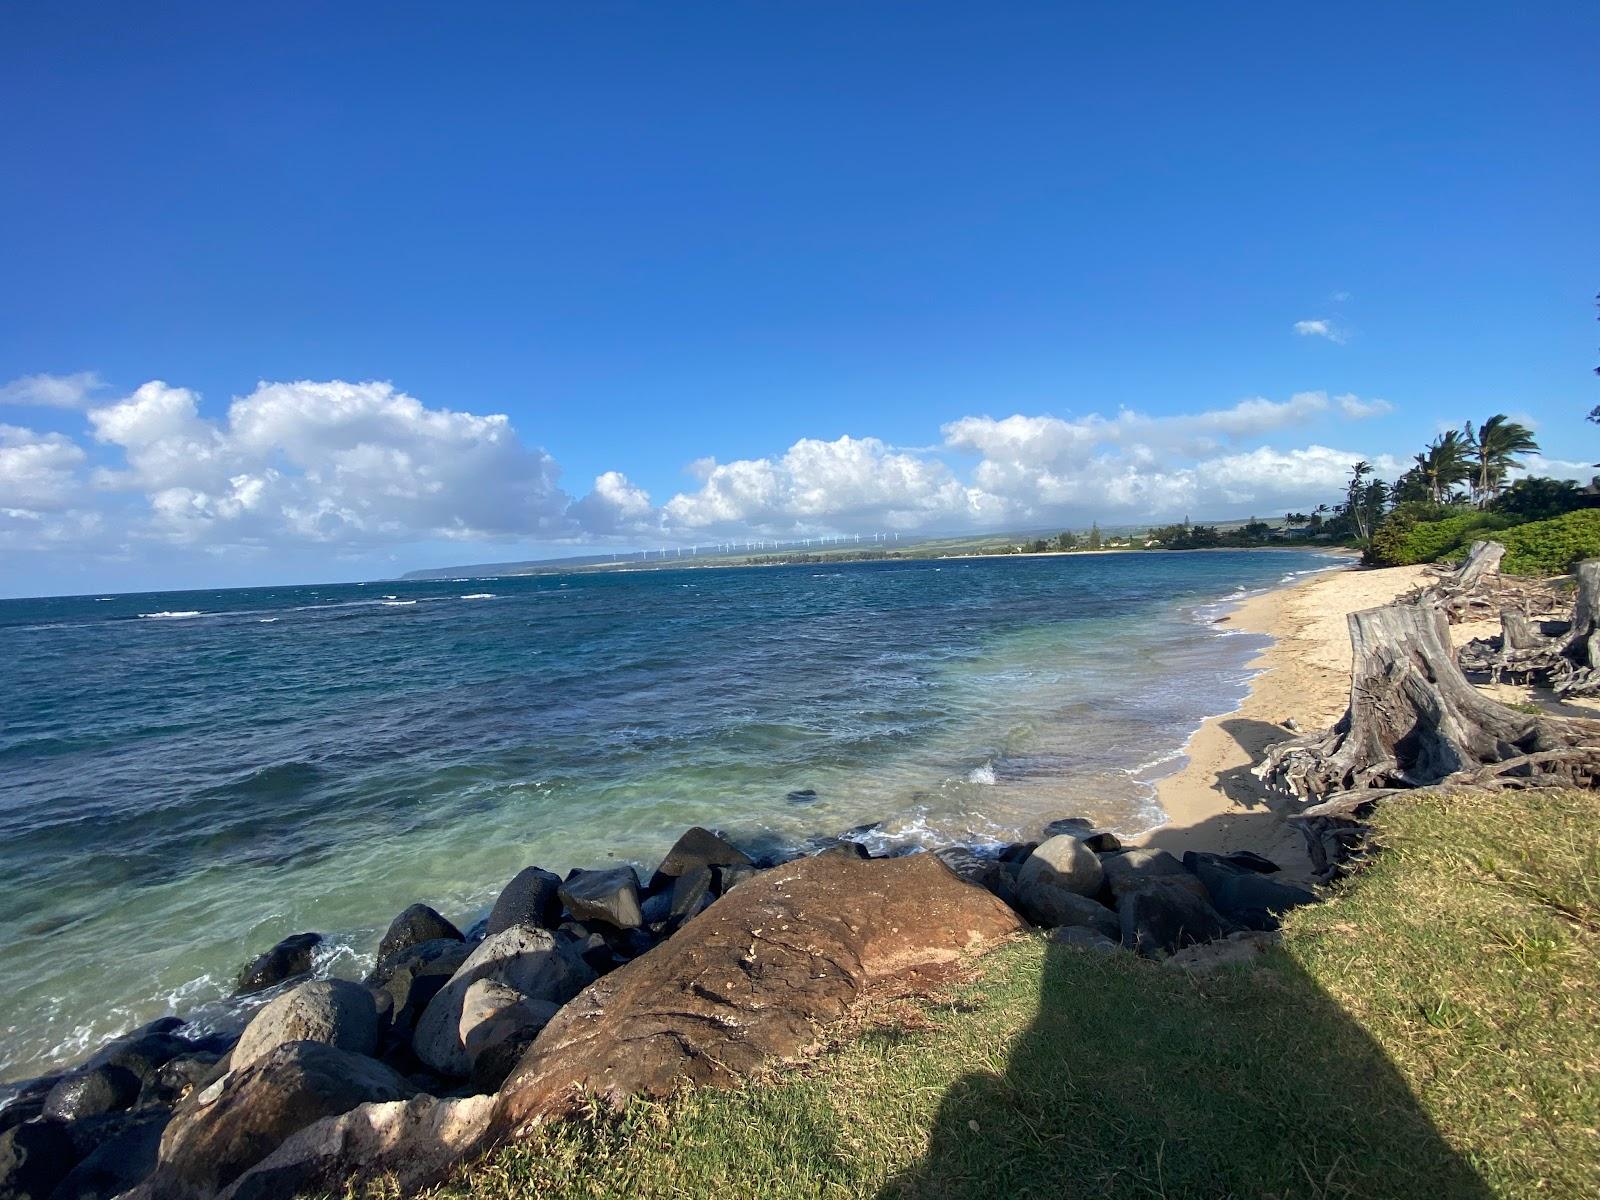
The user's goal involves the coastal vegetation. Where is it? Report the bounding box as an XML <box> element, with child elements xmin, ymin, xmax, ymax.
<box><xmin>351</xmin><ymin>785</ymin><xmax>1600</xmax><ymax>1200</ymax></box>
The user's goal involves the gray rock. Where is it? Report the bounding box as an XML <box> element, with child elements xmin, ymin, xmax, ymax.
<box><xmin>933</xmin><ymin>847</ymin><xmax>1000</xmax><ymax>889</ymax></box>
<box><xmin>147</xmin><ymin>1055</ymin><xmax>224</xmax><ymax>1108</ymax></box>
<box><xmin>1017</xmin><ymin>835</ymin><xmax>1104</xmax><ymax>899</ymax></box>
<box><xmin>1099</xmin><ymin>848</ymin><xmax>1200</xmax><ymax>898</ymax></box>
<box><xmin>1051</xmin><ymin>926</ymin><xmax>1123</xmax><ymax>953</ymax></box>
<box><xmin>411</xmin><ymin>925</ymin><xmax>593</xmax><ymax>1077</ymax></box>
<box><xmin>152</xmin><ymin>1041</ymin><xmax>416</xmax><ymax>1197</ymax></box>
<box><xmin>1014</xmin><ymin>883</ymin><xmax>1119</xmax><ymax>939</ymax></box>
<box><xmin>232</xmin><ymin>980</ymin><xmax>379</xmax><ymax>1071</ymax></box>
<box><xmin>234</xmin><ymin>933</ymin><xmax>321</xmax><ymax>995</ymax></box>
<box><xmin>376</xmin><ymin>905</ymin><xmax>462</xmax><ymax>966</ymax></box>
<box><xmin>457</xmin><ymin>981</ymin><xmax>559</xmax><ymax>1091</ymax></box>
<box><xmin>42</xmin><ymin>1066</ymin><xmax>141</xmax><ymax>1123</ymax></box>
<box><xmin>667</xmin><ymin>867</ymin><xmax>716</xmax><ymax>925</ymax></box>
<box><xmin>485</xmin><ymin>867</ymin><xmax>562</xmax><ymax>937</ymax></box>
<box><xmin>0</xmin><ymin>1118</ymin><xmax>77</xmax><ymax>1200</ymax></box>
<box><xmin>1118</xmin><ymin>878</ymin><xmax>1237</xmax><ymax>957</ymax></box>
<box><xmin>713</xmin><ymin>863</ymin><xmax>759</xmax><ymax>893</ymax></box>
<box><xmin>558</xmin><ymin>867</ymin><xmax>644</xmax><ymax>930</ymax></box>
<box><xmin>1183</xmin><ymin>849</ymin><xmax>1281</xmax><ymax>875</ymax></box>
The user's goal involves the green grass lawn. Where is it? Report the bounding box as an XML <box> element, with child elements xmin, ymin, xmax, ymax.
<box><xmin>354</xmin><ymin>787</ymin><xmax>1599</xmax><ymax>1200</ymax></box>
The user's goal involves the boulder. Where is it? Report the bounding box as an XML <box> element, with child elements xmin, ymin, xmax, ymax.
<box><xmin>147</xmin><ymin>1055</ymin><xmax>224</xmax><ymax>1108</ymax></box>
<box><xmin>411</xmin><ymin>925</ymin><xmax>593</xmax><ymax>1077</ymax></box>
<box><xmin>1183</xmin><ymin>849</ymin><xmax>1280</xmax><ymax>875</ymax></box>
<box><xmin>376</xmin><ymin>905</ymin><xmax>463</xmax><ymax>966</ymax></box>
<box><xmin>47</xmin><ymin>1108</ymin><xmax>167</xmax><ymax>1200</ymax></box>
<box><xmin>998</xmin><ymin>841</ymin><xmax>1037</xmax><ymax>865</ymax></box>
<box><xmin>83</xmin><ymin>1025</ymin><xmax>192</xmax><ymax>1091</ymax></box>
<box><xmin>667</xmin><ymin>867</ymin><xmax>716</xmax><ymax>925</ymax></box>
<box><xmin>42</xmin><ymin>1065</ymin><xmax>141</xmax><ymax>1122</ymax></box>
<box><xmin>484</xmin><ymin>867</ymin><xmax>562</xmax><ymax>937</ymax></box>
<box><xmin>1039</xmin><ymin>819</ymin><xmax>1122</xmax><ymax>851</ymax></box>
<box><xmin>1117</xmin><ymin>879</ymin><xmax>1237</xmax><ymax>957</ymax></box>
<box><xmin>1188</xmin><ymin>859</ymin><xmax>1317</xmax><ymax>931</ymax></box>
<box><xmin>209</xmin><ymin>1094</ymin><xmax>496</xmax><ymax>1200</ymax></box>
<box><xmin>1050</xmin><ymin>926</ymin><xmax>1122</xmax><ymax>953</ymax></box>
<box><xmin>1016</xmin><ymin>836</ymin><xmax>1103</xmax><ymax>899</ymax></box>
<box><xmin>367</xmin><ymin>940</ymin><xmax>473</xmax><ymax>1042</ymax></box>
<box><xmin>1164</xmin><ymin>930</ymin><xmax>1280</xmax><ymax>972</ymax></box>
<box><xmin>0</xmin><ymin>1118</ymin><xmax>77</xmax><ymax>1200</ymax></box>
<box><xmin>1099</xmin><ymin>848</ymin><xmax>1201</xmax><ymax>898</ymax></box>
<box><xmin>232</xmin><ymin>980</ymin><xmax>379</xmax><ymax>1071</ymax></box>
<box><xmin>0</xmin><ymin>1078</ymin><xmax>55</xmax><ymax>1136</ymax></box>
<box><xmin>557</xmin><ymin>868</ymin><xmax>644</xmax><ymax>930</ymax></box>
<box><xmin>713</xmin><ymin>863</ymin><xmax>759</xmax><ymax>893</ymax></box>
<box><xmin>149</xmin><ymin>1041</ymin><xmax>416</xmax><ymax>1198</ymax></box>
<box><xmin>1013</xmin><ymin>883</ymin><xmax>1119</xmax><ymax>940</ymax></box>
<box><xmin>495</xmin><ymin>850</ymin><xmax>1024</xmax><ymax>1129</ymax></box>
<box><xmin>235</xmin><ymin>933</ymin><xmax>322</xmax><ymax>996</ymax></box>
<box><xmin>652</xmin><ymin>826</ymin><xmax>752</xmax><ymax>886</ymax></box>
<box><xmin>456</xmin><ymin>981</ymin><xmax>559</xmax><ymax>1091</ymax></box>
<box><xmin>933</xmin><ymin>847</ymin><xmax>1001</xmax><ymax>889</ymax></box>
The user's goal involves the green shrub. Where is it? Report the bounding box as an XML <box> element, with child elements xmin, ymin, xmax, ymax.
<box><xmin>1490</xmin><ymin>476</ymin><xmax>1586</xmax><ymax>521</ymax></box>
<box><xmin>1482</xmin><ymin>508</ymin><xmax>1600</xmax><ymax>576</ymax></box>
<box><xmin>1366</xmin><ymin>505</ymin><xmax>1513</xmax><ymax>567</ymax></box>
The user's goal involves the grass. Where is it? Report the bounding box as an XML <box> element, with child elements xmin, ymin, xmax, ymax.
<box><xmin>351</xmin><ymin>787</ymin><xmax>1600</xmax><ymax>1200</ymax></box>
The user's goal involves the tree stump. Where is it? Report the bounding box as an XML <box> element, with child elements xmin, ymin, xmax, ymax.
<box><xmin>1457</xmin><ymin>561</ymin><xmax>1600</xmax><ymax>694</ymax></box>
<box><xmin>1256</xmin><ymin>599</ymin><xmax>1600</xmax><ymax>801</ymax></box>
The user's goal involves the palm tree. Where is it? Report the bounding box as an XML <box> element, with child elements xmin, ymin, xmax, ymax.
<box><xmin>1465</xmin><ymin>415</ymin><xmax>1539</xmax><ymax>505</ymax></box>
<box><xmin>1345</xmin><ymin>460</ymin><xmax>1375</xmax><ymax>538</ymax></box>
<box><xmin>1414</xmin><ymin>429</ymin><xmax>1473</xmax><ymax>503</ymax></box>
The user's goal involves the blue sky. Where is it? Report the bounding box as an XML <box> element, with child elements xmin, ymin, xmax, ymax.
<box><xmin>2</xmin><ymin>2</ymin><xmax>1597</xmax><ymax>595</ymax></box>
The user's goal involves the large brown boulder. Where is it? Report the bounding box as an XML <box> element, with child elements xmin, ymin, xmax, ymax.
<box><xmin>495</xmin><ymin>850</ymin><xmax>1023</xmax><ymax>1132</ymax></box>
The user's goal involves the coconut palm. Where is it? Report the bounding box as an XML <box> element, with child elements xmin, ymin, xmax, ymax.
<box><xmin>1465</xmin><ymin>415</ymin><xmax>1540</xmax><ymax>505</ymax></box>
<box><xmin>1414</xmin><ymin>429</ymin><xmax>1474</xmax><ymax>503</ymax></box>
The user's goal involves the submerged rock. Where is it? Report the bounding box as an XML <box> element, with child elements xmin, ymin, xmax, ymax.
<box><xmin>485</xmin><ymin>867</ymin><xmax>563</xmax><ymax>936</ymax></box>
<box><xmin>495</xmin><ymin>850</ymin><xmax>1024</xmax><ymax>1128</ymax></box>
<box><xmin>232</xmin><ymin>980</ymin><xmax>379</xmax><ymax>1071</ymax></box>
<box><xmin>234</xmin><ymin>933</ymin><xmax>322</xmax><ymax>996</ymax></box>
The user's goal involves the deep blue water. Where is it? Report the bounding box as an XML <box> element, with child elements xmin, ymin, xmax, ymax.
<box><xmin>0</xmin><ymin>550</ymin><xmax>1331</xmax><ymax>1080</ymax></box>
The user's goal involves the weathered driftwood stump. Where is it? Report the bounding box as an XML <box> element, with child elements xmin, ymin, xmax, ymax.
<box><xmin>1421</xmin><ymin>539</ymin><xmax>1506</xmax><ymax>622</ymax></box>
<box><xmin>1259</xmin><ymin>594</ymin><xmax>1600</xmax><ymax>878</ymax></box>
<box><xmin>1458</xmin><ymin>560</ymin><xmax>1600</xmax><ymax>695</ymax></box>
<box><xmin>1256</xmin><ymin>599</ymin><xmax>1600</xmax><ymax>801</ymax></box>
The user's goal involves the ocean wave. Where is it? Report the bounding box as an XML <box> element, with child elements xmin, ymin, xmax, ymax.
<box><xmin>967</xmin><ymin>762</ymin><xmax>997</xmax><ymax>785</ymax></box>
<box><xmin>380</xmin><ymin>600</ymin><xmax>417</xmax><ymax>607</ymax></box>
<box><xmin>258</xmin><ymin>617</ymin><xmax>278</xmax><ymax>623</ymax></box>
<box><xmin>460</xmin><ymin>593</ymin><xmax>495</xmax><ymax>600</ymax></box>
<box><xmin>138</xmin><ymin>610</ymin><xmax>204</xmax><ymax>620</ymax></box>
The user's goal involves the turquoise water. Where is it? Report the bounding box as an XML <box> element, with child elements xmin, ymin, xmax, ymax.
<box><xmin>0</xmin><ymin>550</ymin><xmax>1330</xmax><ymax>1080</ymax></box>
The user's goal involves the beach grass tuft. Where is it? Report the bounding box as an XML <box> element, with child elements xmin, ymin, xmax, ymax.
<box><xmin>347</xmin><ymin>787</ymin><xmax>1600</xmax><ymax>1200</ymax></box>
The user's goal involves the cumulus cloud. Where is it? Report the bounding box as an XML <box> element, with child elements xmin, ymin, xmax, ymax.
<box><xmin>0</xmin><ymin>371</ymin><xmax>106</xmax><ymax>410</ymax></box>
<box><xmin>0</xmin><ymin>374</ymin><xmax>1414</xmax><ymax>578</ymax></box>
<box><xmin>1293</xmin><ymin>319</ymin><xmax>1347</xmax><ymax>344</ymax></box>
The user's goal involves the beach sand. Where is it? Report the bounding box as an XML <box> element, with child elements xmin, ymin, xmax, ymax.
<box><xmin>1136</xmin><ymin>563</ymin><xmax>1432</xmax><ymax>880</ymax></box>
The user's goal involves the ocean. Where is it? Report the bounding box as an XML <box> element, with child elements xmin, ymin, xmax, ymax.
<box><xmin>0</xmin><ymin>549</ymin><xmax>1333</xmax><ymax>1082</ymax></box>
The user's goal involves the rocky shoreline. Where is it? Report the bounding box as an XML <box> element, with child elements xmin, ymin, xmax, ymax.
<box><xmin>0</xmin><ymin>818</ymin><xmax>1318</xmax><ymax>1200</ymax></box>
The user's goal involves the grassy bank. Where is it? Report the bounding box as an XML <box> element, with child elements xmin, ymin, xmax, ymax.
<box><xmin>356</xmin><ymin>787</ymin><xmax>1599</xmax><ymax>1200</ymax></box>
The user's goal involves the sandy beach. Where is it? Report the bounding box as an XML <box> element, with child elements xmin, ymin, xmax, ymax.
<box><xmin>1137</xmin><ymin>562</ymin><xmax>1433</xmax><ymax>878</ymax></box>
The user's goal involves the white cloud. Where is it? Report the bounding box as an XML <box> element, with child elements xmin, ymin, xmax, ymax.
<box><xmin>569</xmin><ymin>470</ymin><xmax>656</xmax><ymax>534</ymax></box>
<box><xmin>0</xmin><ymin>371</ymin><xmax>106</xmax><ymax>410</ymax></box>
<box><xmin>1293</xmin><ymin>318</ymin><xmax>1347</xmax><ymax>344</ymax></box>
<box><xmin>1337</xmin><ymin>394</ymin><xmax>1393</xmax><ymax>418</ymax></box>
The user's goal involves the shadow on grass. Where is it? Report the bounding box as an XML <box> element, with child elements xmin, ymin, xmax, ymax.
<box><xmin>880</xmin><ymin>812</ymin><xmax>1492</xmax><ymax>1200</ymax></box>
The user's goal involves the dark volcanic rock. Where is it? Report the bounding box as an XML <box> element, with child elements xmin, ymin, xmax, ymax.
<box><xmin>713</xmin><ymin>863</ymin><xmax>759</xmax><ymax>893</ymax></box>
<box><xmin>0</xmin><ymin>1078</ymin><xmax>58</xmax><ymax>1135</ymax></box>
<box><xmin>484</xmin><ymin>867</ymin><xmax>563</xmax><ymax>937</ymax></box>
<box><xmin>43</xmin><ymin>1065</ymin><xmax>141</xmax><ymax>1122</ymax></box>
<box><xmin>1017</xmin><ymin>836</ymin><xmax>1104</xmax><ymax>898</ymax></box>
<box><xmin>377</xmin><ymin>905</ymin><xmax>463</xmax><ymax>966</ymax></box>
<box><xmin>1100</xmin><ymin>849</ymin><xmax>1202</xmax><ymax>899</ymax></box>
<box><xmin>150</xmin><ymin>1041</ymin><xmax>417</xmax><ymax>1198</ymax></box>
<box><xmin>1117</xmin><ymin>878</ymin><xmax>1238</xmax><ymax>957</ymax></box>
<box><xmin>370</xmin><ymin>939</ymin><xmax>474</xmax><ymax>1044</ymax></box>
<box><xmin>49</xmin><ymin>1108</ymin><xmax>168</xmax><ymax>1200</ymax></box>
<box><xmin>1051</xmin><ymin>926</ymin><xmax>1122</xmax><ymax>953</ymax></box>
<box><xmin>495</xmin><ymin>850</ymin><xmax>1024</xmax><ymax>1128</ymax></box>
<box><xmin>652</xmin><ymin>826</ymin><xmax>752</xmax><ymax>885</ymax></box>
<box><xmin>1188</xmin><ymin>859</ymin><xmax>1317</xmax><ymax>931</ymax></box>
<box><xmin>933</xmin><ymin>847</ymin><xmax>1001</xmax><ymax>890</ymax></box>
<box><xmin>1183</xmin><ymin>849</ymin><xmax>1281</xmax><ymax>875</ymax></box>
<box><xmin>235</xmin><ymin>933</ymin><xmax>322</xmax><ymax>995</ymax></box>
<box><xmin>558</xmin><ymin>867</ymin><xmax>644</xmax><ymax>930</ymax></box>
<box><xmin>232</xmin><ymin>980</ymin><xmax>379</xmax><ymax>1071</ymax></box>
<box><xmin>0</xmin><ymin>1118</ymin><xmax>77</xmax><ymax>1200</ymax></box>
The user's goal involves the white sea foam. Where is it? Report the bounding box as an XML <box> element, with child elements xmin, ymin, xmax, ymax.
<box><xmin>967</xmin><ymin>762</ymin><xmax>997</xmax><ymax>785</ymax></box>
<box><xmin>258</xmin><ymin>617</ymin><xmax>278</xmax><ymax>623</ymax></box>
<box><xmin>139</xmin><ymin>610</ymin><xmax>204</xmax><ymax>620</ymax></box>
<box><xmin>380</xmin><ymin>600</ymin><xmax>417</xmax><ymax>607</ymax></box>
<box><xmin>460</xmin><ymin>593</ymin><xmax>495</xmax><ymax>600</ymax></box>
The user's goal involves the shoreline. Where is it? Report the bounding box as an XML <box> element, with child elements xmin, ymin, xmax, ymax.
<box><xmin>1135</xmin><ymin>561</ymin><xmax>1432</xmax><ymax>879</ymax></box>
